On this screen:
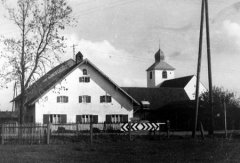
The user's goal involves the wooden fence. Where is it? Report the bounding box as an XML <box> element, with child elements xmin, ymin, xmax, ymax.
<box><xmin>1</xmin><ymin>123</ymin><xmax>47</xmax><ymax>144</ymax></box>
<box><xmin>0</xmin><ymin>122</ymin><xmax>168</xmax><ymax>144</ymax></box>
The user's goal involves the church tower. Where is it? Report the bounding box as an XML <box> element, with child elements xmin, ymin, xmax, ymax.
<box><xmin>146</xmin><ymin>48</ymin><xmax>175</xmax><ymax>87</ymax></box>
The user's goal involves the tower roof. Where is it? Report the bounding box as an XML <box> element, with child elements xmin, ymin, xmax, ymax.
<box><xmin>146</xmin><ymin>48</ymin><xmax>175</xmax><ymax>71</ymax></box>
<box><xmin>155</xmin><ymin>49</ymin><xmax>165</xmax><ymax>62</ymax></box>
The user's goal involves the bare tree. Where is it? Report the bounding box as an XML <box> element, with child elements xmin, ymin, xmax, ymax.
<box><xmin>0</xmin><ymin>0</ymin><xmax>73</xmax><ymax>124</ymax></box>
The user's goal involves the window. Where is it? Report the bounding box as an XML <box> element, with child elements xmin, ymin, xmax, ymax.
<box><xmin>83</xmin><ymin>69</ymin><xmax>87</xmax><ymax>75</ymax></box>
<box><xmin>57</xmin><ymin>96</ymin><xmax>68</xmax><ymax>103</ymax></box>
<box><xmin>79</xmin><ymin>76</ymin><xmax>90</xmax><ymax>83</ymax></box>
<box><xmin>150</xmin><ymin>71</ymin><xmax>152</xmax><ymax>79</ymax></box>
<box><xmin>162</xmin><ymin>70</ymin><xmax>167</xmax><ymax>79</ymax></box>
<box><xmin>105</xmin><ymin>114</ymin><xmax>128</xmax><ymax>123</ymax></box>
<box><xmin>43</xmin><ymin>114</ymin><xmax>67</xmax><ymax>124</ymax></box>
<box><xmin>79</xmin><ymin>95</ymin><xmax>91</xmax><ymax>103</ymax></box>
<box><xmin>76</xmin><ymin>115</ymin><xmax>98</xmax><ymax>124</ymax></box>
<box><xmin>100</xmin><ymin>95</ymin><xmax>112</xmax><ymax>103</ymax></box>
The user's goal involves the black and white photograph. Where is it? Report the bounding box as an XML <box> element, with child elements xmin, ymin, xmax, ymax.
<box><xmin>0</xmin><ymin>0</ymin><xmax>239</xmax><ymax>162</ymax></box>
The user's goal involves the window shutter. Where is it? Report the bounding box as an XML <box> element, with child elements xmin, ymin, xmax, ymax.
<box><xmin>79</xmin><ymin>77</ymin><xmax>84</xmax><ymax>82</ymax></box>
<box><xmin>76</xmin><ymin>115</ymin><xmax>81</xmax><ymax>123</ymax></box>
<box><xmin>57</xmin><ymin>96</ymin><xmax>60</xmax><ymax>103</ymax></box>
<box><xmin>88</xmin><ymin>96</ymin><xmax>91</xmax><ymax>103</ymax></box>
<box><xmin>66</xmin><ymin>96</ymin><xmax>69</xmax><ymax>103</ymax></box>
<box><xmin>43</xmin><ymin>114</ymin><xmax>50</xmax><ymax>124</ymax></box>
<box><xmin>107</xmin><ymin>96</ymin><xmax>112</xmax><ymax>102</ymax></box>
<box><xmin>106</xmin><ymin>115</ymin><xmax>111</xmax><ymax>123</ymax></box>
<box><xmin>92</xmin><ymin>115</ymin><xmax>98</xmax><ymax>124</ymax></box>
<box><xmin>100</xmin><ymin>96</ymin><xmax>104</xmax><ymax>103</ymax></box>
<box><xmin>122</xmin><ymin>115</ymin><xmax>128</xmax><ymax>123</ymax></box>
<box><xmin>79</xmin><ymin>96</ymin><xmax>82</xmax><ymax>103</ymax></box>
<box><xmin>85</xmin><ymin>77</ymin><xmax>90</xmax><ymax>82</ymax></box>
<box><xmin>60</xmin><ymin>115</ymin><xmax>67</xmax><ymax>124</ymax></box>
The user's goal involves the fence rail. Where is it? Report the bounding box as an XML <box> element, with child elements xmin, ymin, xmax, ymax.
<box><xmin>0</xmin><ymin>122</ymin><xmax>167</xmax><ymax>144</ymax></box>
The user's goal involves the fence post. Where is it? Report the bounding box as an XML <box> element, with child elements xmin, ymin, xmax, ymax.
<box><xmin>90</xmin><ymin>122</ymin><xmax>93</xmax><ymax>144</ymax></box>
<box><xmin>128</xmin><ymin>122</ymin><xmax>131</xmax><ymax>141</ymax></box>
<box><xmin>47</xmin><ymin>123</ymin><xmax>51</xmax><ymax>145</ymax></box>
<box><xmin>159</xmin><ymin>123</ymin><xmax>161</xmax><ymax>139</ymax></box>
<box><xmin>1</xmin><ymin>124</ymin><xmax>4</xmax><ymax>145</ymax></box>
<box><xmin>166</xmin><ymin>120</ymin><xmax>170</xmax><ymax>138</ymax></box>
<box><xmin>76</xmin><ymin>123</ymin><xmax>78</xmax><ymax>136</ymax></box>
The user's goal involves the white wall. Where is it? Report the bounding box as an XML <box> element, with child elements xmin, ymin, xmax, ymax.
<box><xmin>147</xmin><ymin>70</ymin><xmax>175</xmax><ymax>87</ymax></box>
<box><xmin>35</xmin><ymin>64</ymin><xmax>134</xmax><ymax>123</ymax></box>
<box><xmin>184</xmin><ymin>76</ymin><xmax>207</xmax><ymax>100</ymax></box>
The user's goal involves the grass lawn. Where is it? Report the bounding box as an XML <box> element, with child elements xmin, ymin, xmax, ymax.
<box><xmin>0</xmin><ymin>136</ymin><xmax>240</xmax><ymax>162</ymax></box>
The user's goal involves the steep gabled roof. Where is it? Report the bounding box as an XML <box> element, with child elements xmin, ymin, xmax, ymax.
<box><xmin>13</xmin><ymin>58</ymin><xmax>140</xmax><ymax>106</ymax></box>
<box><xmin>12</xmin><ymin>59</ymin><xmax>77</xmax><ymax>104</ymax></box>
<box><xmin>160</xmin><ymin>75</ymin><xmax>194</xmax><ymax>88</ymax></box>
<box><xmin>121</xmin><ymin>87</ymin><xmax>189</xmax><ymax>110</ymax></box>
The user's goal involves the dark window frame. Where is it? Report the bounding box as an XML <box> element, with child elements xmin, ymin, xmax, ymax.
<box><xmin>57</xmin><ymin>96</ymin><xmax>68</xmax><ymax>103</ymax></box>
<box><xmin>105</xmin><ymin>114</ymin><xmax>128</xmax><ymax>123</ymax></box>
<box><xmin>83</xmin><ymin>69</ymin><xmax>88</xmax><ymax>75</ymax></box>
<box><xmin>43</xmin><ymin>114</ymin><xmax>67</xmax><ymax>124</ymax></box>
<box><xmin>79</xmin><ymin>76</ymin><xmax>90</xmax><ymax>83</ymax></box>
<box><xmin>79</xmin><ymin>95</ymin><xmax>91</xmax><ymax>103</ymax></box>
<box><xmin>100</xmin><ymin>95</ymin><xmax>112</xmax><ymax>103</ymax></box>
<box><xmin>76</xmin><ymin>115</ymin><xmax>98</xmax><ymax>124</ymax></box>
<box><xmin>162</xmin><ymin>70</ymin><xmax>167</xmax><ymax>79</ymax></box>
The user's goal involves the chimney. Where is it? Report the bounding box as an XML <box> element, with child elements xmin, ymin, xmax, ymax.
<box><xmin>75</xmin><ymin>51</ymin><xmax>83</xmax><ymax>64</ymax></box>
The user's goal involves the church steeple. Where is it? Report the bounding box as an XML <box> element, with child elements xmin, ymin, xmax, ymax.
<box><xmin>146</xmin><ymin>47</ymin><xmax>175</xmax><ymax>87</ymax></box>
<box><xmin>155</xmin><ymin>49</ymin><xmax>165</xmax><ymax>62</ymax></box>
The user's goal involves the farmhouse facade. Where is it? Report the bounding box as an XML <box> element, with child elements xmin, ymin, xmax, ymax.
<box><xmin>12</xmin><ymin>52</ymin><xmax>139</xmax><ymax>124</ymax></box>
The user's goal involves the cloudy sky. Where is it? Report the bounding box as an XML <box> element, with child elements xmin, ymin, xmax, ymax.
<box><xmin>0</xmin><ymin>0</ymin><xmax>240</xmax><ymax>110</ymax></box>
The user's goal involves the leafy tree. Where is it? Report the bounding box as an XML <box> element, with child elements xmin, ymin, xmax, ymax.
<box><xmin>200</xmin><ymin>86</ymin><xmax>240</xmax><ymax>130</ymax></box>
<box><xmin>0</xmin><ymin>0</ymin><xmax>73</xmax><ymax>124</ymax></box>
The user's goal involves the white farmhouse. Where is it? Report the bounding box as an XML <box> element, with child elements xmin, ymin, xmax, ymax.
<box><xmin>12</xmin><ymin>52</ymin><xmax>140</xmax><ymax>124</ymax></box>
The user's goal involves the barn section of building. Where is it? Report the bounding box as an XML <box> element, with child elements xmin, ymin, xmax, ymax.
<box><xmin>122</xmin><ymin>87</ymin><xmax>190</xmax><ymax>120</ymax></box>
<box><xmin>12</xmin><ymin>52</ymin><xmax>140</xmax><ymax>124</ymax></box>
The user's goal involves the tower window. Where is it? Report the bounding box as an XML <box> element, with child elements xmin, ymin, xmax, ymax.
<box><xmin>150</xmin><ymin>71</ymin><xmax>152</xmax><ymax>79</ymax></box>
<box><xmin>162</xmin><ymin>70</ymin><xmax>167</xmax><ymax>79</ymax></box>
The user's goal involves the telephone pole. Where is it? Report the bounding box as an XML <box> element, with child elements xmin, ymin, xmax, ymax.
<box><xmin>192</xmin><ymin>0</ymin><xmax>205</xmax><ymax>138</ymax></box>
<box><xmin>205</xmin><ymin>0</ymin><xmax>214</xmax><ymax>136</ymax></box>
<box><xmin>193</xmin><ymin>0</ymin><xmax>214</xmax><ymax>137</ymax></box>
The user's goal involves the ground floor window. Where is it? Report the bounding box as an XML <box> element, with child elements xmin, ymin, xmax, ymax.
<box><xmin>76</xmin><ymin>115</ymin><xmax>98</xmax><ymax>124</ymax></box>
<box><xmin>105</xmin><ymin>114</ymin><xmax>128</xmax><ymax>123</ymax></box>
<box><xmin>43</xmin><ymin>114</ymin><xmax>67</xmax><ymax>124</ymax></box>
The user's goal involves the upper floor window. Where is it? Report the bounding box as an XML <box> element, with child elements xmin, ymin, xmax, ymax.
<box><xmin>83</xmin><ymin>69</ymin><xmax>87</xmax><ymax>75</ymax></box>
<box><xmin>79</xmin><ymin>95</ymin><xmax>91</xmax><ymax>103</ymax></box>
<box><xmin>79</xmin><ymin>76</ymin><xmax>90</xmax><ymax>83</ymax></box>
<box><xmin>100</xmin><ymin>95</ymin><xmax>112</xmax><ymax>103</ymax></box>
<box><xmin>57</xmin><ymin>96</ymin><xmax>68</xmax><ymax>103</ymax></box>
<box><xmin>162</xmin><ymin>70</ymin><xmax>167</xmax><ymax>79</ymax></box>
<box><xmin>150</xmin><ymin>71</ymin><xmax>152</xmax><ymax>79</ymax></box>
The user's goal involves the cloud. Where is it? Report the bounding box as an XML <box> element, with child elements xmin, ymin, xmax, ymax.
<box><xmin>212</xmin><ymin>20</ymin><xmax>240</xmax><ymax>55</ymax></box>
